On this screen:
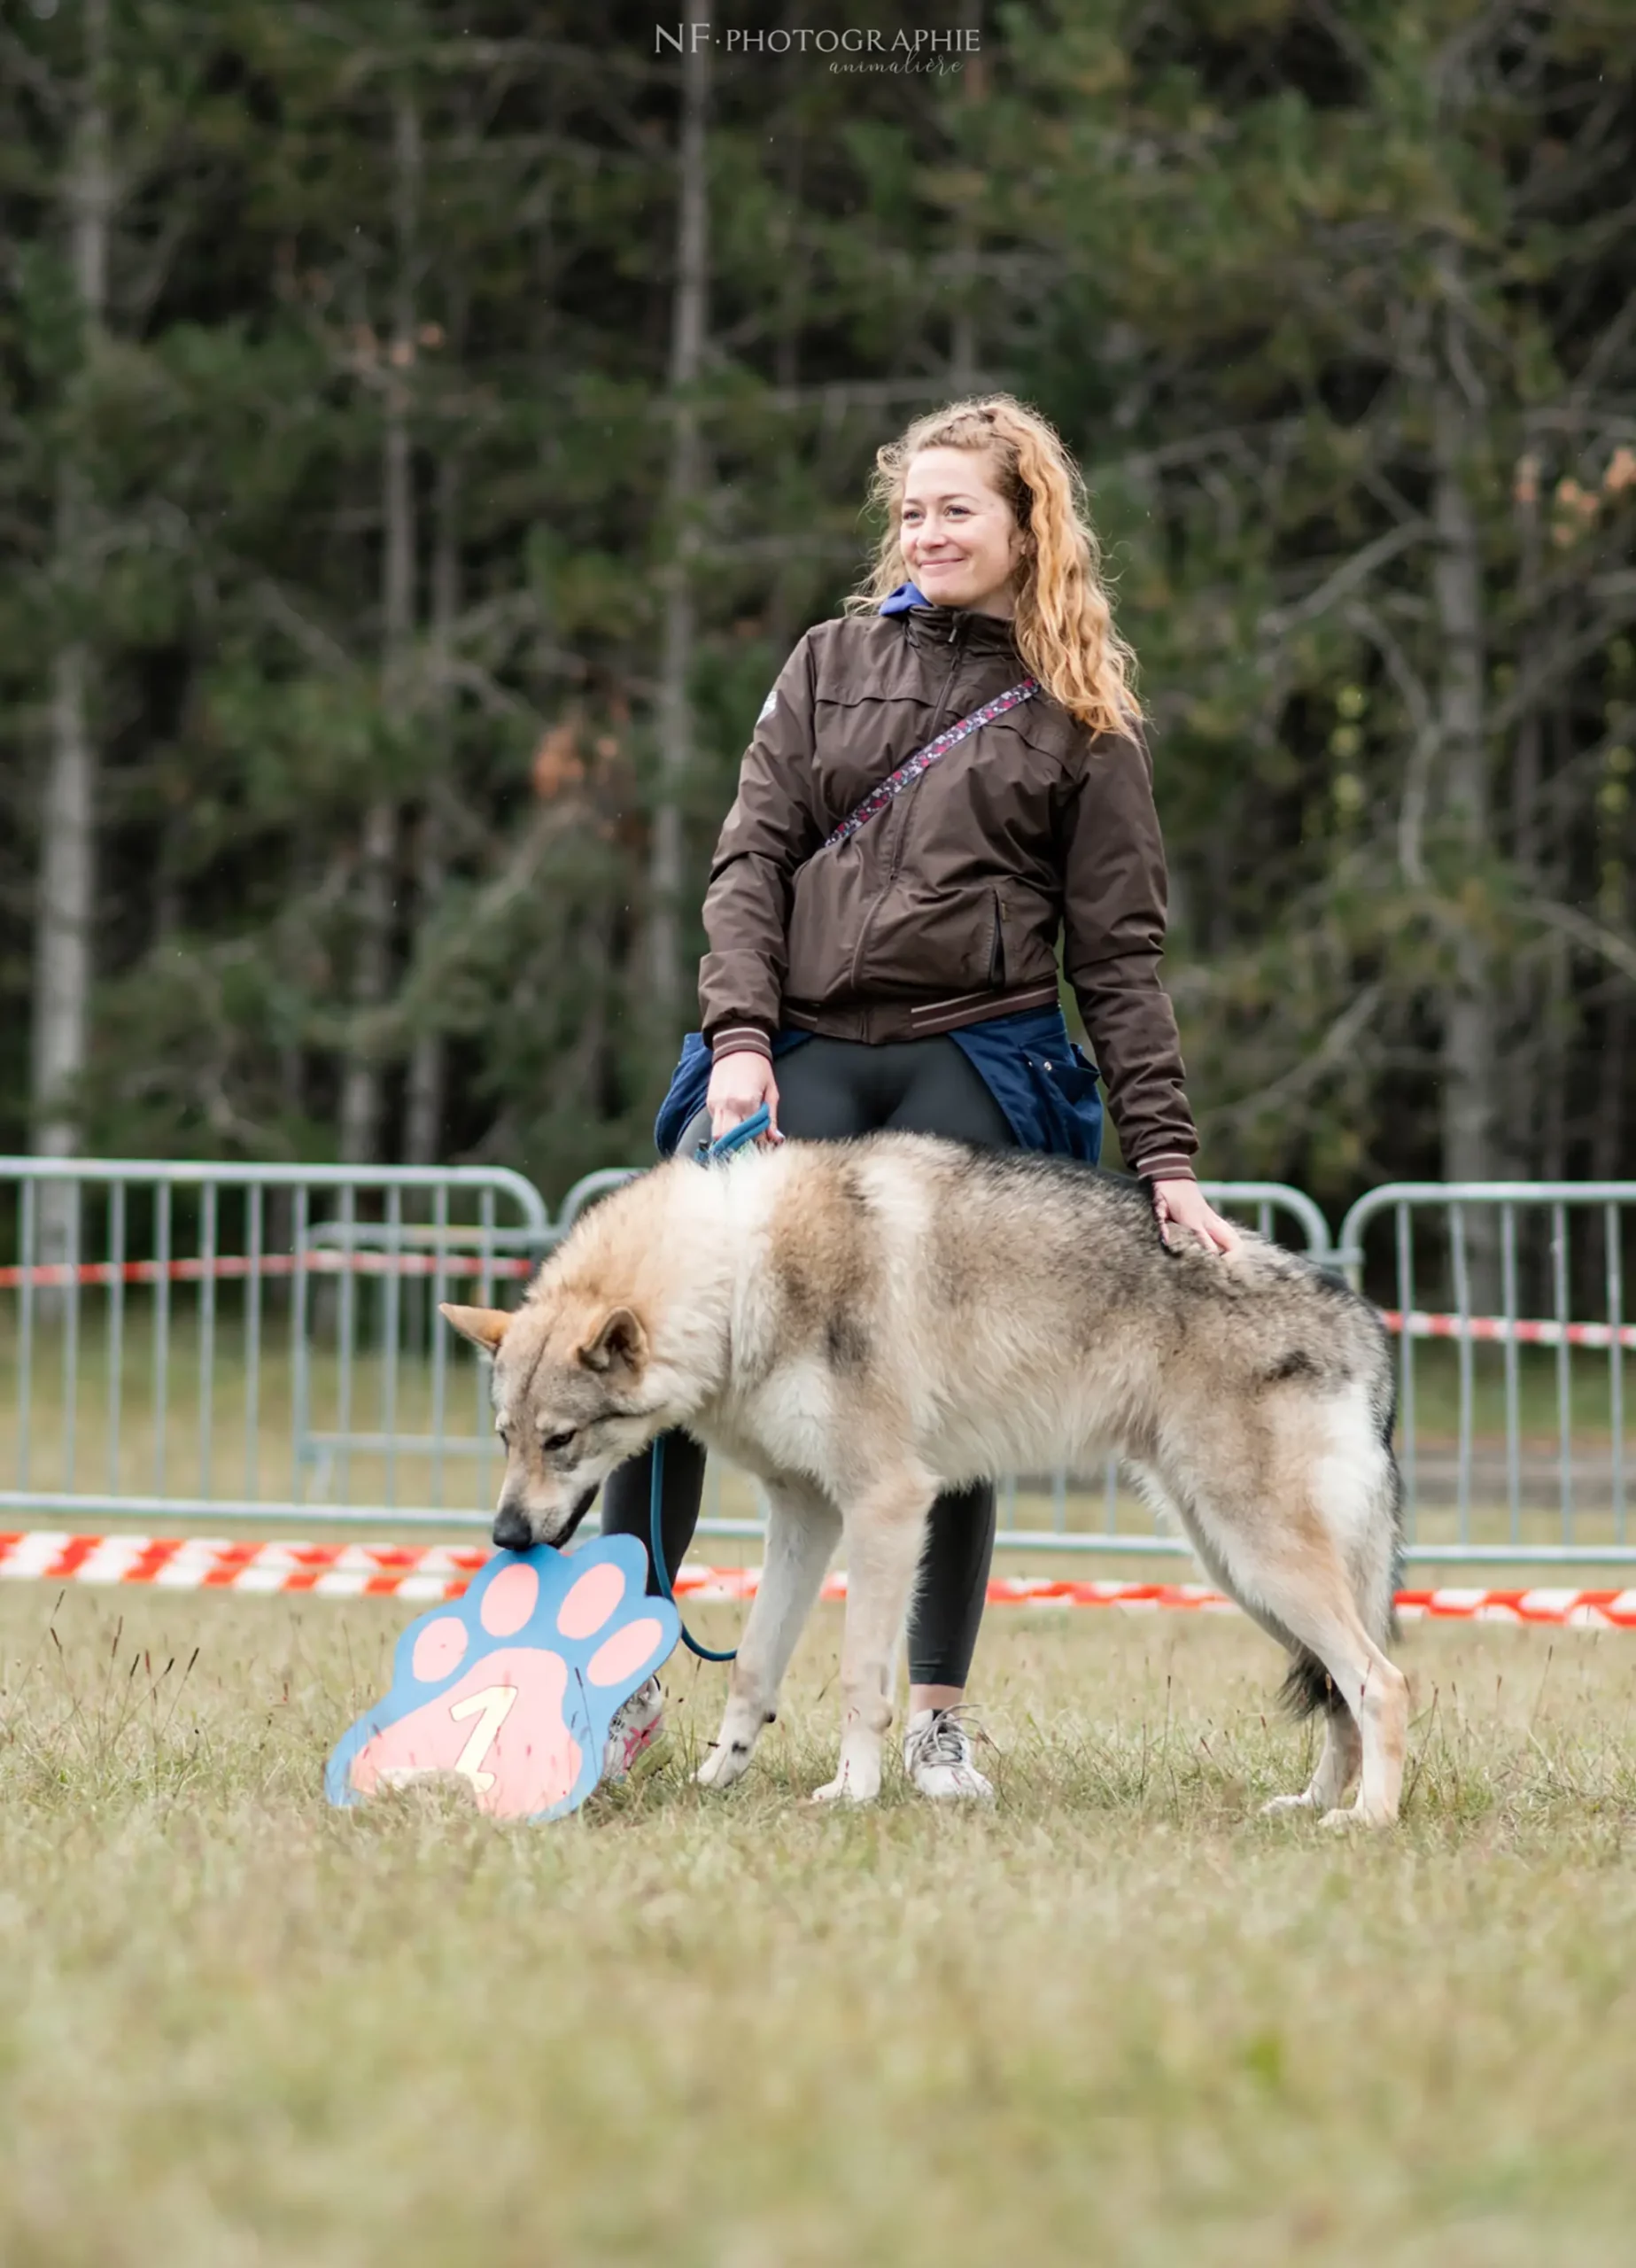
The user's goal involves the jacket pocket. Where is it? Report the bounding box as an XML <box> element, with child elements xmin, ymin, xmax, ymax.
<box><xmin>846</xmin><ymin>882</ymin><xmax>1007</xmax><ymax>998</ymax></box>
<box><xmin>987</xmin><ymin>890</ymin><xmax>1006</xmax><ymax>989</ymax></box>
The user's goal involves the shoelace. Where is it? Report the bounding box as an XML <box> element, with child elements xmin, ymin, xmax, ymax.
<box><xmin>612</xmin><ymin>1676</ymin><xmax>660</xmax><ymax>1732</ymax></box>
<box><xmin>910</xmin><ymin>1705</ymin><xmax>985</xmax><ymax>1769</ymax></box>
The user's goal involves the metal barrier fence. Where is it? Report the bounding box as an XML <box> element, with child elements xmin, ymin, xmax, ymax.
<box><xmin>0</xmin><ymin>1158</ymin><xmax>1329</xmax><ymax>1557</ymax></box>
<box><xmin>8</xmin><ymin>1156</ymin><xmax>1634</xmax><ymax>1571</ymax></box>
<box><xmin>0</xmin><ymin>1158</ymin><xmax>551</xmax><ymax>1534</ymax></box>
<box><xmin>1337</xmin><ymin>1182</ymin><xmax>1636</xmax><ymax>1565</ymax></box>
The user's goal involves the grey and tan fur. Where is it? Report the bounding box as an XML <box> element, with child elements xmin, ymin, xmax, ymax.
<box><xmin>443</xmin><ymin>1136</ymin><xmax>1408</xmax><ymax>1825</ymax></box>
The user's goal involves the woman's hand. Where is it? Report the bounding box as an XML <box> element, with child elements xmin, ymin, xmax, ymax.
<box><xmin>706</xmin><ymin>1050</ymin><xmax>782</xmax><ymax>1145</ymax></box>
<box><xmin>1150</xmin><ymin>1177</ymin><xmax>1241</xmax><ymax>1256</ymax></box>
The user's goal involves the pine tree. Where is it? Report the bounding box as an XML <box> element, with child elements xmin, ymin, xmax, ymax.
<box><xmin>994</xmin><ymin>0</ymin><xmax>1636</xmax><ymax>1213</ymax></box>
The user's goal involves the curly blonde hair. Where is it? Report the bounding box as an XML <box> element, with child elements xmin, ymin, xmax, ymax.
<box><xmin>845</xmin><ymin>393</ymin><xmax>1141</xmax><ymax>736</ymax></box>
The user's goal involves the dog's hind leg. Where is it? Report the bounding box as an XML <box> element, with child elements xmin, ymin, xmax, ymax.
<box><xmin>1164</xmin><ymin>1477</ymin><xmax>1407</xmax><ymax>1829</ymax></box>
<box><xmin>695</xmin><ymin>1474</ymin><xmax>841</xmax><ymax>1791</ymax></box>
<box><xmin>1260</xmin><ymin>1706</ymin><xmax>1361</xmax><ymax>1818</ymax></box>
<box><xmin>1312</xmin><ymin>1627</ymin><xmax>1405</xmax><ymax>1830</ymax></box>
<box><xmin>812</xmin><ymin>1464</ymin><xmax>938</xmax><ymax>1805</ymax></box>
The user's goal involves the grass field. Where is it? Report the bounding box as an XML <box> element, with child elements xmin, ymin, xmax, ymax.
<box><xmin>4</xmin><ymin>1586</ymin><xmax>1636</xmax><ymax>2265</ymax></box>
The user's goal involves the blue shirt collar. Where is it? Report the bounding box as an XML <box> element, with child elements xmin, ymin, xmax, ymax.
<box><xmin>877</xmin><ymin>581</ymin><xmax>929</xmax><ymax>616</ymax></box>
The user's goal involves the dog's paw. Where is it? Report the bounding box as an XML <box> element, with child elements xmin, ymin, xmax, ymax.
<box><xmin>809</xmin><ymin>1759</ymin><xmax>881</xmax><ymax>1806</ymax></box>
<box><xmin>1260</xmin><ymin>1791</ymin><xmax>1317</xmax><ymax>1818</ymax></box>
<box><xmin>1320</xmin><ymin>1799</ymin><xmax>1397</xmax><ymax>1831</ymax></box>
<box><xmin>810</xmin><ymin>1727</ymin><xmax>884</xmax><ymax>1806</ymax></box>
<box><xmin>694</xmin><ymin>1700</ymin><xmax>768</xmax><ymax>1792</ymax></box>
<box><xmin>694</xmin><ymin>1742</ymin><xmax>748</xmax><ymax>1791</ymax></box>
<box><xmin>326</xmin><ymin>1537</ymin><xmax>678</xmax><ymax>1823</ymax></box>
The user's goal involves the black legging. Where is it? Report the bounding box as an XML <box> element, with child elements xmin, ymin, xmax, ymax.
<box><xmin>599</xmin><ymin>1034</ymin><xmax>1016</xmax><ymax>1688</ymax></box>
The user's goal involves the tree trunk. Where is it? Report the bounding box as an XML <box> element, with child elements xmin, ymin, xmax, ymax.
<box><xmin>32</xmin><ymin>649</ymin><xmax>97</xmax><ymax>1168</ymax></box>
<box><xmin>1431</xmin><ymin>290</ymin><xmax>1504</xmax><ymax>1300</ymax></box>
<box><xmin>1539</xmin><ymin>695</ymin><xmax>1576</xmax><ymax>1191</ymax></box>
<box><xmin>1508</xmin><ymin>443</ymin><xmax>1544</xmax><ymax>1177</ymax></box>
<box><xmin>405</xmin><ymin>450</ymin><xmax>459</xmax><ymax>1169</ymax></box>
<box><xmin>340</xmin><ymin>90</ymin><xmax>420</xmax><ymax>1165</ymax></box>
<box><xmin>1431</xmin><ymin>334</ymin><xmax>1499</xmax><ymax>1148</ymax></box>
<box><xmin>648</xmin><ymin>1</ymin><xmax>710</xmax><ymax>1037</ymax></box>
<box><xmin>32</xmin><ymin>0</ymin><xmax>111</xmax><ymax>1277</ymax></box>
<box><xmin>766</xmin><ymin>69</ymin><xmax>806</xmax><ymax>664</ymax></box>
<box><xmin>947</xmin><ymin>0</ymin><xmax>984</xmax><ymax>392</ymax></box>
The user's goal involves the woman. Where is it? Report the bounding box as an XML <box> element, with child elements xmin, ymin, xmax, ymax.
<box><xmin>601</xmin><ymin>393</ymin><xmax>1239</xmax><ymax>1798</ymax></box>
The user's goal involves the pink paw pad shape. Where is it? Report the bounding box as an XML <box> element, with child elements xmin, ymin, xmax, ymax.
<box><xmin>325</xmin><ymin>1535</ymin><xmax>679</xmax><ymax>1823</ymax></box>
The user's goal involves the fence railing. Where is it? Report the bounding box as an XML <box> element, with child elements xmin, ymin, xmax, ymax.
<box><xmin>0</xmin><ymin>1160</ymin><xmax>1331</xmax><ymax>1557</ymax></box>
<box><xmin>0</xmin><ymin>1158</ymin><xmax>551</xmax><ymax>1533</ymax></box>
<box><xmin>1337</xmin><ymin>1182</ymin><xmax>1636</xmax><ymax>1565</ymax></box>
<box><xmin>6</xmin><ymin>1155</ymin><xmax>1636</xmax><ymax>1572</ymax></box>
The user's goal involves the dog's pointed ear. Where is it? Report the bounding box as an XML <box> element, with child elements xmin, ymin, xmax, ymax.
<box><xmin>578</xmin><ymin>1305</ymin><xmax>646</xmax><ymax>1375</ymax></box>
<box><xmin>439</xmin><ymin>1303</ymin><xmax>512</xmax><ymax>1352</ymax></box>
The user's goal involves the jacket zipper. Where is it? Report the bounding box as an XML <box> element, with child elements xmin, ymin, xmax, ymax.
<box><xmin>847</xmin><ymin>615</ymin><xmax>968</xmax><ymax>994</ymax></box>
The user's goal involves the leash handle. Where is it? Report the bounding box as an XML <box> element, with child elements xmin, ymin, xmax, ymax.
<box><xmin>692</xmin><ymin>1101</ymin><xmax>771</xmax><ymax>1161</ymax></box>
<box><xmin>655</xmin><ymin>1107</ymin><xmax>771</xmax><ymax>1661</ymax></box>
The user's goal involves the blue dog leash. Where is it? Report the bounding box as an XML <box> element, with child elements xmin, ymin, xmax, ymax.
<box><xmin>647</xmin><ymin>1104</ymin><xmax>772</xmax><ymax>1662</ymax></box>
<box><xmin>695</xmin><ymin>1104</ymin><xmax>771</xmax><ymax>1162</ymax></box>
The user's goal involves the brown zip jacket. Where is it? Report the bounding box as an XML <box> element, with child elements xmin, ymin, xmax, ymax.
<box><xmin>697</xmin><ymin>597</ymin><xmax>1198</xmax><ymax>1180</ymax></box>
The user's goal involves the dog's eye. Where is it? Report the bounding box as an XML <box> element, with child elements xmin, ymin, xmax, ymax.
<box><xmin>540</xmin><ymin>1427</ymin><xmax>578</xmax><ymax>1455</ymax></box>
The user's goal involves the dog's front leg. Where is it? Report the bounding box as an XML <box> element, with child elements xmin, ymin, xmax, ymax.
<box><xmin>812</xmin><ymin>1467</ymin><xmax>937</xmax><ymax>1806</ymax></box>
<box><xmin>696</xmin><ymin>1475</ymin><xmax>842</xmax><ymax>1790</ymax></box>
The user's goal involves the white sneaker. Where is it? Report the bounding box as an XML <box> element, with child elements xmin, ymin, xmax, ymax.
<box><xmin>602</xmin><ymin>1676</ymin><xmax>665</xmax><ymax>1781</ymax></box>
<box><xmin>903</xmin><ymin>1706</ymin><xmax>995</xmax><ymax>1801</ymax></box>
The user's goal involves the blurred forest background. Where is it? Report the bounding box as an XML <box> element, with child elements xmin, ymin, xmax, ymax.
<box><xmin>3</xmin><ymin>0</ymin><xmax>1634</xmax><ymax>1208</ymax></box>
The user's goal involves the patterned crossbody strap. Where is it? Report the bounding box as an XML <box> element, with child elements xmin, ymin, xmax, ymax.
<box><xmin>818</xmin><ymin>677</ymin><xmax>1040</xmax><ymax>852</ymax></box>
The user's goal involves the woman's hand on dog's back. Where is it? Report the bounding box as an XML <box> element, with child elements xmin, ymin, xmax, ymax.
<box><xmin>1151</xmin><ymin>1177</ymin><xmax>1241</xmax><ymax>1255</ymax></box>
<box><xmin>707</xmin><ymin>1049</ymin><xmax>781</xmax><ymax>1144</ymax></box>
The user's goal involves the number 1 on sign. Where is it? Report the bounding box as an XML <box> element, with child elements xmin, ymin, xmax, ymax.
<box><xmin>448</xmin><ymin>1684</ymin><xmax>519</xmax><ymax>1794</ymax></box>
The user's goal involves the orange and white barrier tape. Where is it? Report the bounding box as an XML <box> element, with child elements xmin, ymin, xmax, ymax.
<box><xmin>1392</xmin><ymin>1587</ymin><xmax>1636</xmax><ymax>1627</ymax></box>
<box><xmin>1380</xmin><ymin>1308</ymin><xmax>1636</xmax><ymax>1352</ymax></box>
<box><xmin>2</xmin><ymin>1532</ymin><xmax>1635</xmax><ymax>1627</ymax></box>
<box><xmin>0</xmin><ymin>1251</ymin><xmax>533</xmax><ymax>1291</ymax></box>
<box><xmin>0</xmin><ymin>1530</ymin><xmax>492</xmax><ymax>1600</ymax></box>
<box><xmin>975</xmin><ymin>1574</ymin><xmax>1636</xmax><ymax>1627</ymax></box>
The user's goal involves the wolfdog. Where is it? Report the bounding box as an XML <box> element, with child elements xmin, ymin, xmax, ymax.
<box><xmin>443</xmin><ymin>1137</ymin><xmax>1407</xmax><ymax>1825</ymax></box>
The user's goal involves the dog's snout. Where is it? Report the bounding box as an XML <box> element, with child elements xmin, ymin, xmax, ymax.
<box><xmin>492</xmin><ymin>1501</ymin><xmax>534</xmax><ymax>1552</ymax></box>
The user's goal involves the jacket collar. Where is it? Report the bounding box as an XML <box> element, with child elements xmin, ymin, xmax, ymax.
<box><xmin>878</xmin><ymin>580</ymin><xmax>1020</xmax><ymax>657</ymax></box>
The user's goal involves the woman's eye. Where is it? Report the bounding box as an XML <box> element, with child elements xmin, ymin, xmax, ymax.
<box><xmin>541</xmin><ymin>1428</ymin><xmax>578</xmax><ymax>1455</ymax></box>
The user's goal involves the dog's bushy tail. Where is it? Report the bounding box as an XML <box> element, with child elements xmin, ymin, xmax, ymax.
<box><xmin>1278</xmin><ymin>1650</ymin><xmax>1344</xmax><ymax>1720</ymax></box>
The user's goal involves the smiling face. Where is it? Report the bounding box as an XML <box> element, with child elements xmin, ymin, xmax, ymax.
<box><xmin>899</xmin><ymin>445</ymin><xmax>1027</xmax><ymax>618</ymax></box>
<box><xmin>440</xmin><ymin>1297</ymin><xmax>662</xmax><ymax>1550</ymax></box>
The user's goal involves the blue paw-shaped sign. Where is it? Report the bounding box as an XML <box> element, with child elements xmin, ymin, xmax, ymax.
<box><xmin>325</xmin><ymin>1535</ymin><xmax>679</xmax><ymax>1823</ymax></box>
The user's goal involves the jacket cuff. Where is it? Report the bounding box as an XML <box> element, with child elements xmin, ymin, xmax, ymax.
<box><xmin>1133</xmin><ymin>1152</ymin><xmax>1197</xmax><ymax>1183</ymax></box>
<box><xmin>709</xmin><ymin>1025</ymin><xmax>774</xmax><ymax>1065</ymax></box>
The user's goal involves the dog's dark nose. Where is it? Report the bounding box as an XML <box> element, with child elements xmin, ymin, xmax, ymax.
<box><xmin>492</xmin><ymin>1501</ymin><xmax>534</xmax><ymax>1552</ymax></box>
